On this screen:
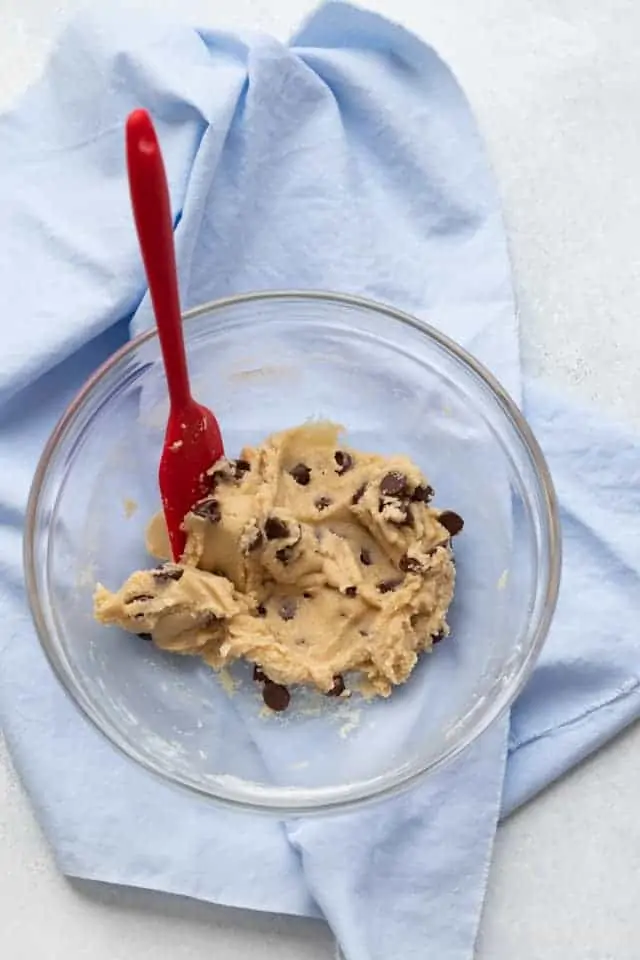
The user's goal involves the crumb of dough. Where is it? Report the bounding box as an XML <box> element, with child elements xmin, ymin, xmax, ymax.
<box><xmin>123</xmin><ymin>497</ymin><xmax>138</xmax><ymax>519</ymax></box>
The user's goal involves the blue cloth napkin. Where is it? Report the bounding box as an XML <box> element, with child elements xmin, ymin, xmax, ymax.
<box><xmin>1</xmin><ymin>3</ymin><xmax>640</xmax><ymax>958</ymax></box>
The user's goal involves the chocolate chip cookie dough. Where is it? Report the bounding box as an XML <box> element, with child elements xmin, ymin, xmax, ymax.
<box><xmin>94</xmin><ymin>423</ymin><xmax>463</xmax><ymax>709</ymax></box>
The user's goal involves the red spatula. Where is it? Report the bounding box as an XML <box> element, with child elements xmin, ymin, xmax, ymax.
<box><xmin>126</xmin><ymin>108</ymin><xmax>224</xmax><ymax>561</ymax></box>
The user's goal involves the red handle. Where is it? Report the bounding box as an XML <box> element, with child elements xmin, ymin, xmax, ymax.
<box><xmin>126</xmin><ymin>109</ymin><xmax>191</xmax><ymax>411</ymax></box>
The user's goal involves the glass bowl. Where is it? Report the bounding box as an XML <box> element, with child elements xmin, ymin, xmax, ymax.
<box><xmin>25</xmin><ymin>291</ymin><xmax>560</xmax><ymax>816</ymax></box>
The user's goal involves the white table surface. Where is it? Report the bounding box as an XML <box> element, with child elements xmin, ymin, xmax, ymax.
<box><xmin>2</xmin><ymin>1</ymin><xmax>640</xmax><ymax>957</ymax></box>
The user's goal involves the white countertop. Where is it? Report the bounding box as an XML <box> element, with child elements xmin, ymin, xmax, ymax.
<box><xmin>2</xmin><ymin>0</ymin><xmax>640</xmax><ymax>957</ymax></box>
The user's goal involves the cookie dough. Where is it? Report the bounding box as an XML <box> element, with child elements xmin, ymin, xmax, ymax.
<box><xmin>93</xmin><ymin>422</ymin><xmax>463</xmax><ymax>707</ymax></box>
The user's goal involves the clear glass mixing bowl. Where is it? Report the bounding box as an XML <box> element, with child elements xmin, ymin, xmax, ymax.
<box><xmin>25</xmin><ymin>291</ymin><xmax>560</xmax><ymax>815</ymax></box>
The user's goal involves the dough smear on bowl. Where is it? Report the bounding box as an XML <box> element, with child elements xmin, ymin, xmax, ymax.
<box><xmin>93</xmin><ymin>422</ymin><xmax>463</xmax><ymax>710</ymax></box>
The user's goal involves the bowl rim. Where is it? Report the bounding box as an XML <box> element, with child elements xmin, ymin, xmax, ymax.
<box><xmin>24</xmin><ymin>288</ymin><xmax>562</xmax><ymax>816</ymax></box>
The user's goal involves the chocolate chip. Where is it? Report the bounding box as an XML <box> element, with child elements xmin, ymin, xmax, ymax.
<box><xmin>137</xmin><ymin>632</ymin><xmax>153</xmax><ymax>642</ymax></box>
<box><xmin>438</xmin><ymin>511</ymin><xmax>464</xmax><ymax>537</ymax></box>
<box><xmin>334</xmin><ymin>451</ymin><xmax>354</xmax><ymax>475</ymax></box>
<box><xmin>399</xmin><ymin>554</ymin><xmax>423</xmax><ymax>574</ymax></box>
<box><xmin>431</xmin><ymin>630</ymin><xmax>445</xmax><ymax>645</ymax></box>
<box><xmin>262</xmin><ymin>680</ymin><xmax>290</xmax><ymax>712</ymax></box>
<box><xmin>326</xmin><ymin>675</ymin><xmax>345</xmax><ymax>697</ymax></box>
<box><xmin>234</xmin><ymin>458</ymin><xmax>251</xmax><ymax>476</ymax></box>
<box><xmin>264</xmin><ymin>517</ymin><xmax>289</xmax><ymax>540</ymax></box>
<box><xmin>192</xmin><ymin>498</ymin><xmax>221</xmax><ymax>523</ymax></box>
<box><xmin>126</xmin><ymin>594</ymin><xmax>154</xmax><ymax>604</ymax></box>
<box><xmin>344</xmin><ymin>586</ymin><xmax>358</xmax><ymax>597</ymax></box>
<box><xmin>303</xmin><ymin>592</ymin><xmax>313</xmax><ymax>599</ymax></box>
<box><xmin>256</xmin><ymin>604</ymin><xmax>267</xmax><ymax>617</ymax></box>
<box><xmin>279</xmin><ymin>598</ymin><xmax>297</xmax><ymax>621</ymax></box>
<box><xmin>359</xmin><ymin>548</ymin><xmax>372</xmax><ymax>566</ymax></box>
<box><xmin>245</xmin><ymin>529</ymin><xmax>264</xmax><ymax>553</ymax></box>
<box><xmin>380</xmin><ymin>472</ymin><xmax>409</xmax><ymax>497</ymax></box>
<box><xmin>253</xmin><ymin>665</ymin><xmax>267</xmax><ymax>683</ymax></box>
<box><xmin>412</xmin><ymin>484</ymin><xmax>434</xmax><ymax>504</ymax></box>
<box><xmin>275</xmin><ymin>545</ymin><xmax>294</xmax><ymax>564</ymax></box>
<box><xmin>153</xmin><ymin>566</ymin><xmax>184</xmax><ymax>583</ymax></box>
<box><xmin>351</xmin><ymin>483</ymin><xmax>366</xmax><ymax>505</ymax></box>
<box><xmin>290</xmin><ymin>463</ymin><xmax>311</xmax><ymax>486</ymax></box>
<box><xmin>377</xmin><ymin>578</ymin><xmax>403</xmax><ymax>594</ymax></box>
<box><xmin>314</xmin><ymin>495</ymin><xmax>332</xmax><ymax>511</ymax></box>
<box><xmin>278</xmin><ymin>597</ymin><xmax>298</xmax><ymax>620</ymax></box>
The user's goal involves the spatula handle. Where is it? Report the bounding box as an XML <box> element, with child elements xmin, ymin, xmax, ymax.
<box><xmin>126</xmin><ymin>108</ymin><xmax>191</xmax><ymax>411</ymax></box>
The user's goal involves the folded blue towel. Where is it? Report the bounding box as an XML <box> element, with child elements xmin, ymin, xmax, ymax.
<box><xmin>2</xmin><ymin>4</ymin><xmax>639</xmax><ymax>958</ymax></box>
